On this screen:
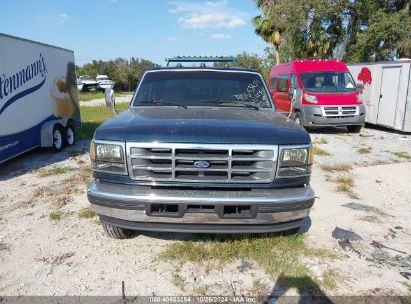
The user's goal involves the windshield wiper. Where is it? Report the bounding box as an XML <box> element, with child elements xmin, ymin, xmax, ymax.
<box><xmin>200</xmin><ymin>99</ymin><xmax>259</xmax><ymax>111</ymax></box>
<box><xmin>138</xmin><ymin>99</ymin><xmax>188</xmax><ymax>109</ymax></box>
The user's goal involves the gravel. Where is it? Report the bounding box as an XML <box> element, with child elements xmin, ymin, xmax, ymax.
<box><xmin>309</xmin><ymin>125</ymin><xmax>411</xmax><ymax>166</ymax></box>
<box><xmin>0</xmin><ymin>124</ymin><xmax>410</xmax><ymax>297</ymax></box>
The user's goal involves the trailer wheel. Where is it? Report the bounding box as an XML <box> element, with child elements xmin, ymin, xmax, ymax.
<box><xmin>102</xmin><ymin>222</ymin><xmax>133</xmax><ymax>239</ymax></box>
<box><xmin>64</xmin><ymin>122</ymin><xmax>76</xmax><ymax>146</ymax></box>
<box><xmin>347</xmin><ymin>125</ymin><xmax>362</xmax><ymax>133</ymax></box>
<box><xmin>52</xmin><ymin>125</ymin><xmax>64</xmax><ymax>153</ymax></box>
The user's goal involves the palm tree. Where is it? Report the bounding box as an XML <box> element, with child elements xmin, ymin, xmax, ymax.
<box><xmin>252</xmin><ymin>15</ymin><xmax>282</xmax><ymax>65</ymax></box>
<box><xmin>307</xmin><ymin>18</ymin><xmax>331</xmax><ymax>58</ymax></box>
<box><xmin>252</xmin><ymin>0</ymin><xmax>288</xmax><ymax>65</ymax></box>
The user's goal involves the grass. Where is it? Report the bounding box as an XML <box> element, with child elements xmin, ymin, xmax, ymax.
<box><xmin>335</xmin><ymin>176</ymin><xmax>354</xmax><ymax>191</ymax></box>
<box><xmin>80</xmin><ymin>92</ymin><xmax>104</xmax><ymax>101</ymax></box>
<box><xmin>313</xmin><ymin>137</ymin><xmax>329</xmax><ymax>145</ymax></box>
<box><xmin>391</xmin><ymin>151</ymin><xmax>411</xmax><ymax>159</ymax></box>
<box><xmin>78</xmin><ymin>103</ymin><xmax>129</xmax><ymax>139</ymax></box>
<box><xmin>62</xmin><ymin>177</ymin><xmax>76</xmax><ymax>184</ymax></box>
<box><xmin>321</xmin><ymin>172</ymin><xmax>359</xmax><ymax>199</ymax></box>
<box><xmin>405</xmin><ymin>282</ymin><xmax>411</xmax><ymax>295</ymax></box>
<box><xmin>335</xmin><ymin>176</ymin><xmax>359</xmax><ymax>199</ymax></box>
<box><xmin>53</xmin><ymin>195</ymin><xmax>73</xmax><ymax>209</ymax></box>
<box><xmin>48</xmin><ymin>211</ymin><xmax>61</xmax><ymax>221</ymax></box>
<box><xmin>36</xmin><ymin>252</ymin><xmax>75</xmax><ymax>274</ymax></box>
<box><xmin>65</xmin><ymin>164</ymin><xmax>92</xmax><ymax>186</ymax></box>
<box><xmin>79</xmin><ymin>91</ymin><xmax>132</xmax><ymax>101</ymax></box>
<box><xmin>253</xmin><ymin>278</ymin><xmax>266</xmax><ymax>290</ymax></box>
<box><xmin>51</xmin><ymin>252</ymin><xmax>75</xmax><ymax>266</ymax></box>
<box><xmin>171</xmin><ymin>271</ymin><xmax>186</xmax><ymax>291</ymax></box>
<box><xmin>357</xmin><ymin>146</ymin><xmax>372</xmax><ymax>154</ymax></box>
<box><xmin>192</xmin><ymin>285</ymin><xmax>208</xmax><ymax>296</ymax></box>
<box><xmin>312</xmin><ymin>145</ymin><xmax>332</xmax><ymax>157</ymax></box>
<box><xmin>160</xmin><ymin>234</ymin><xmax>337</xmax><ymax>291</ymax></box>
<box><xmin>319</xmin><ymin>269</ymin><xmax>340</xmax><ymax>290</ymax></box>
<box><xmin>321</xmin><ymin>164</ymin><xmax>352</xmax><ymax>173</ymax></box>
<box><xmin>37</xmin><ymin>166</ymin><xmax>77</xmax><ymax>177</ymax></box>
<box><xmin>323</xmin><ymin>169</ymin><xmax>359</xmax><ymax>199</ymax></box>
<box><xmin>78</xmin><ymin>207</ymin><xmax>96</xmax><ymax>219</ymax></box>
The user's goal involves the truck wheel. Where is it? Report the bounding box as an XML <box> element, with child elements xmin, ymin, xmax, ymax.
<box><xmin>347</xmin><ymin>125</ymin><xmax>362</xmax><ymax>133</ymax></box>
<box><xmin>294</xmin><ymin>112</ymin><xmax>303</xmax><ymax>127</ymax></box>
<box><xmin>52</xmin><ymin>125</ymin><xmax>64</xmax><ymax>153</ymax></box>
<box><xmin>64</xmin><ymin>123</ymin><xmax>76</xmax><ymax>146</ymax></box>
<box><xmin>102</xmin><ymin>222</ymin><xmax>133</xmax><ymax>239</ymax></box>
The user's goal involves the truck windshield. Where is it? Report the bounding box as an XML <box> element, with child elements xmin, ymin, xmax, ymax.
<box><xmin>133</xmin><ymin>71</ymin><xmax>272</xmax><ymax>108</ymax></box>
<box><xmin>300</xmin><ymin>71</ymin><xmax>356</xmax><ymax>93</ymax></box>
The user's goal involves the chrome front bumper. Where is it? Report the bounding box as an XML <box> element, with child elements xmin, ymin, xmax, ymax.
<box><xmin>88</xmin><ymin>180</ymin><xmax>315</xmax><ymax>233</ymax></box>
<box><xmin>300</xmin><ymin>105</ymin><xmax>366</xmax><ymax>127</ymax></box>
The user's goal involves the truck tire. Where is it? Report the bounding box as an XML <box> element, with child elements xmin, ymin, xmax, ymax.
<box><xmin>64</xmin><ymin>122</ymin><xmax>76</xmax><ymax>146</ymax></box>
<box><xmin>294</xmin><ymin>111</ymin><xmax>304</xmax><ymax>127</ymax></box>
<box><xmin>102</xmin><ymin>222</ymin><xmax>133</xmax><ymax>239</ymax></box>
<box><xmin>52</xmin><ymin>124</ymin><xmax>64</xmax><ymax>153</ymax></box>
<box><xmin>347</xmin><ymin>125</ymin><xmax>362</xmax><ymax>133</ymax></box>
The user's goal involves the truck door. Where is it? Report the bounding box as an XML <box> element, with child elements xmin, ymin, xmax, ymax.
<box><xmin>276</xmin><ymin>74</ymin><xmax>291</xmax><ymax>113</ymax></box>
<box><xmin>269</xmin><ymin>76</ymin><xmax>278</xmax><ymax>108</ymax></box>
<box><xmin>377</xmin><ymin>66</ymin><xmax>401</xmax><ymax>127</ymax></box>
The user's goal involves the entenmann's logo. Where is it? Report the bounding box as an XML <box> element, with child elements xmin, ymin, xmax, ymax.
<box><xmin>0</xmin><ymin>54</ymin><xmax>48</xmax><ymax>115</ymax></box>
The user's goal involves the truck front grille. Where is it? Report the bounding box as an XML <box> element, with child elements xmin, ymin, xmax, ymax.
<box><xmin>322</xmin><ymin>106</ymin><xmax>358</xmax><ymax>117</ymax></box>
<box><xmin>126</xmin><ymin>143</ymin><xmax>278</xmax><ymax>183</ymax></box>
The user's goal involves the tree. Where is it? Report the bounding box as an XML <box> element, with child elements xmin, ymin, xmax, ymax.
<box><xmin>252</xmin><ymin>14</ymin><xmax>282</xmax><ymax>65</ymax></box>
<box><xmin>253</xmin><ymin>0</ymin><xmax>411</xmax><ymax>63</ymax></box>
<box><xmin>214</xmin><ymin>52</ymin><xmax>264</xmax><ymax>71</ymax></box>
<box><xmin>344</xmin><ymin>1</ymin><xmax>411</xmax><ymax>62</ymax></box>
<box><xmin>252</xmin><ymin>0</ymin><xmax>300</xmax><ymax>64</ymax></box>
<box><xmin>236</xmin><ymin>52</ymin><xmax>264</xmax><ymax>70</ymax></box>
<box><xmin>214</xmin><ymin>51</ymin><xmax>275</xmax><ymax>81</ymax></box>
<box><xmin>253</xmin><ymin>0</ymin><xmax>344</xmax><ymax>61</ymax></box>
<box><xmin>76</xmin><ymin>57</ymin><xmax>159</xmax><ymax>91</ymax></box>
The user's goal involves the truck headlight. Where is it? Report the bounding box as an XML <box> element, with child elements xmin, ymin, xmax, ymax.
<box><xmin>276</xmin><ymin>146</ymin><xmax>312</xmax><ymax>178</ymax></box>
<box><xmin>303</xmin><ymin>93</ymin><xmax>318</xmax><ymax>104</ymax></box>
<box><xmin>90</xmin><ymin>140</ymin><xmax>127</xmax><ymax>175</ymax></box>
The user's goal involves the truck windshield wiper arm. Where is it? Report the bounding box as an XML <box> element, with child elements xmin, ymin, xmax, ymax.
<box><xmin>200</xmin><ymin>99</ymin><xmax>259</xmax><ymax>111</ymax></box>
<box><xmin>138</xmin><ymin>99</ymin><xmax>188</xmax><ymax>109</ymax></box>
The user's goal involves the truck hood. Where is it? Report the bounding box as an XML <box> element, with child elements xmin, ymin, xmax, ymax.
<box><xmin>94</xmin><ymin>107</ymin><xmax>310</xmax><ymax>145</ymax></box>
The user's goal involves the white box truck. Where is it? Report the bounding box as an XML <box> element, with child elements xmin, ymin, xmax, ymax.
<box><xmin>0</xmin><ymin>33</ymin><xmax>81</xmax><ymax>164</ymax></box>
<box><xmin>348</xmin><ymin>60</ymin><xmax>411</xmax><ymax>132</ymax></box>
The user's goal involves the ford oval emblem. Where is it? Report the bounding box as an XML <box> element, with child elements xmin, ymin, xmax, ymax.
<box><xmin>194</xmin><ymin>160</ymin><xmax>210</xmax><ymax>168</ymax></box>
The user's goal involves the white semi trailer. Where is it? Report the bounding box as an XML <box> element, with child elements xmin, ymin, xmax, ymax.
<box><xmin>0</xmin><ymin>33</ymin><xmax>81</xmax><ymax>164</ymax></box>
<box><xmin>348</xmin><ymin>60</ymin><xmax>411</xmax><ymax>132</ymax></box>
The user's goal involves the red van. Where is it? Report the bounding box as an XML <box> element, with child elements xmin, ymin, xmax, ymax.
<box><xmin>269</xmin><ymin>60</ymin><xmax>365</xmax><ymax>132</ymax></box>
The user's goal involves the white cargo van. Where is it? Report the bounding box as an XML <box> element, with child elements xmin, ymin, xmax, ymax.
<box><xmin>0</xmin><ymin>33</ymin><xmax>81</xmax><ymax>163</ymax></box>
<box><xmin>348</xmin><ymin>60</ymin><xmax>411</xmax><ymax>132</ymax></box>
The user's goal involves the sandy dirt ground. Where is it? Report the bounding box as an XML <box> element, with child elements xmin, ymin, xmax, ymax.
<box><xmin>0</xmin><ymin>126</ymin><xmax>410</xmax><ymax>298</ymax></box>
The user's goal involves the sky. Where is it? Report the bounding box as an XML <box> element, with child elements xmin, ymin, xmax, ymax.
<box><xmin>0</xmin><ymin>0</ymin><xmax>270</xmax><ymax>66</ymax></box>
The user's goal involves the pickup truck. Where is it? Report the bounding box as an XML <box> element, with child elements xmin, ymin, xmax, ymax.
<box><xmin>87</xmin><ymin>66</ymin><xmax>314</xmax><ymax>238</ymax></box>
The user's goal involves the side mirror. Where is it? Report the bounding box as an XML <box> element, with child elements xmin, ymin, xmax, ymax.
<box><xmin>356</xmin><ymin>83</ymin><xmax>364</xmax><ymax>94</ymax></box>
<box><xmin>289</xmin><ymin>85</ymin><xmax>296</xmax><ymax>95</ymax></box>
<box><xmin>105</xmin><ymin>88</ymin><xmax>116</xmax><ymax>110</ymax></box>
